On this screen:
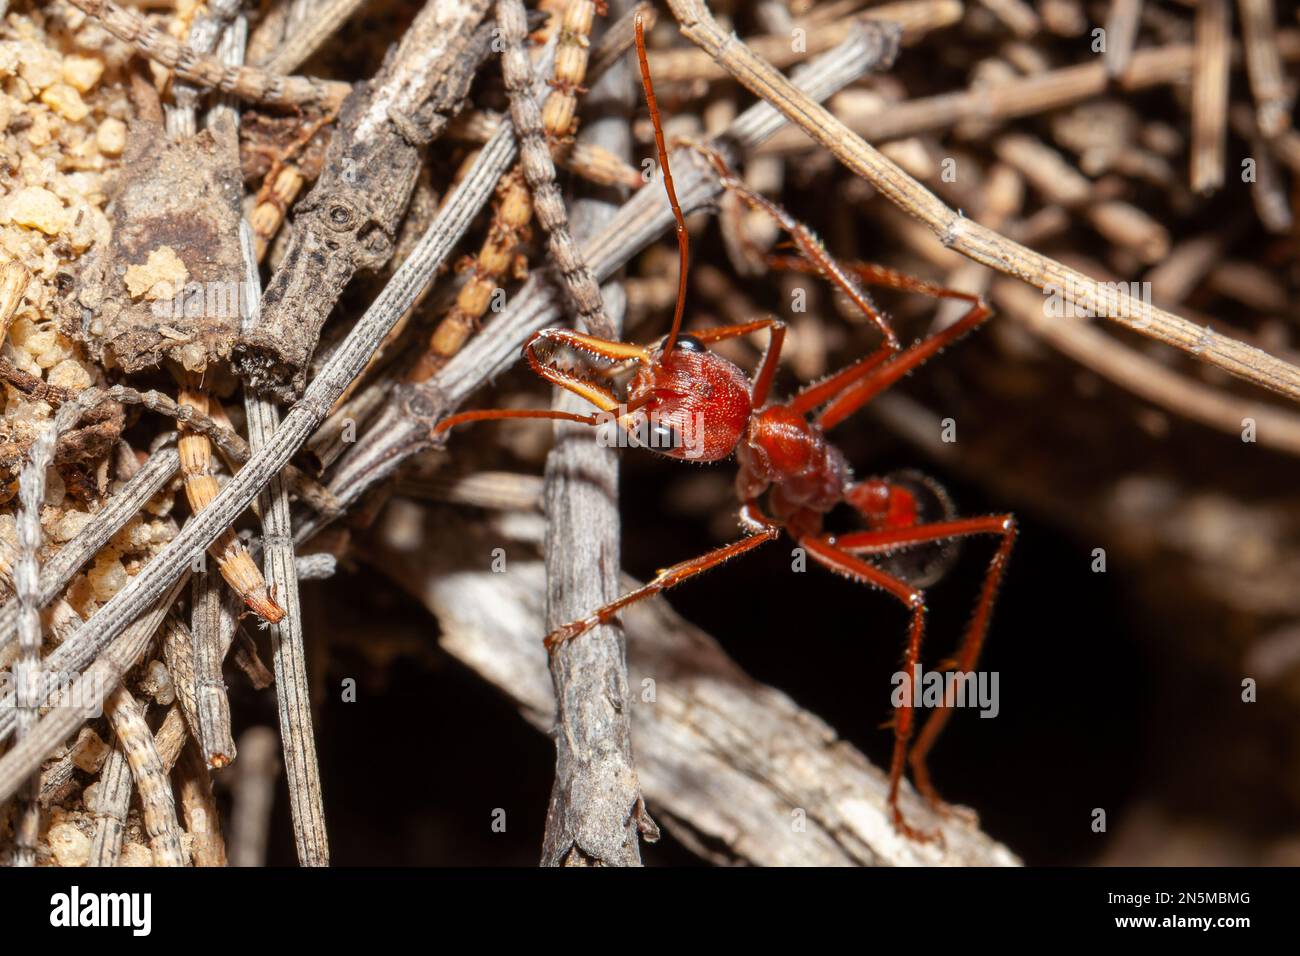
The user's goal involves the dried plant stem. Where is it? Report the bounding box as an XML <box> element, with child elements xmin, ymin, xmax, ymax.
<box><xmin>11</xmin><ymin>392</ymin><xmax>106</xmax><ymax>864</ymax></box>
<box><xmin>1104</xmin><ymin>0</ymin><xmax>1144</xmax><ymax>78</ymax></box>
<box><xmin>497</xmin><ymin>0</ymin><xmax>612</xmax><ymax>337</ymax></box>
<box><xmin>647</xmin><ymin>0</ymin><xmax>960</xmax><ymax>82</ymax></box>
<box><xmin>0</xmin><ymin>446</ymin><xmax>178</xmax><ymax>659</ymax></box>
<box><xmin>191</xmin><ymin>572</ymin><xmax>237</xmax><ymax>768</ymax></box>
<box><xmin>229</xmin><ymin>726</ymin><xmax>281</xmax><ymax>866</ymax></box>
<box><xmin>1237</xmin><ymin>0</ymin><xmax>1292</xmax><ymax>136</ymax></box>
<box><xmin>0</xmin><ymin>574</ymin><xmax>187</xmax><ymax>803</ymax></box>
<box><xmin>540</xmin><ymin>0</ymin><xmax>650</xmax><ymax>866</ymax></box>
<box><xmin>253</xmin><ymin>0</ymin><xmax>371</xmax><ymax>74</ymax></box>
<box><xmin>104</xmin><ymin>686</ymin><xmax>186</xmax><ymax>866</ymax></box>
<box><xmin>87</xmin><ymin>747</ymin><xmax>132</xmax><ymax>865</ymax></box>
<box><xmin>175</xmin><ymin>739</ymin><xmax>228</xmax><ymax>866</ymax></box>
<box><xmin>666</xmin><ymin>0</ymin><xmax>1300</xmax><ymax>405</ymax></box>
<box><xmin>240</xmin><ymin>220</ymin><xmax>330</xmax><ymax>866</ymax></box>
<box><xmin>1191</xmin><ymin>0</ymin><xmax>1231</xmax><ymax>194</ymax></box>
<box><xmin>62</xmin><ymin>0</ymin><xmax>350</xmax><ymax>108</ymax></box>
<box><xmin>758</xmin><ymin>32</ymin><xmax>1300</xmax><ymax>154</ymax></box>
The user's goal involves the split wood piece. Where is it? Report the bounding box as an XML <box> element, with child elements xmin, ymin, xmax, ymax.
<box><xmin>60</xmin><ymin>108</ymin><xmax>245</xmax><ymax>375</ymax></box>
<box><xmin>175</xmin><ymin>739</ymin><xmax>228</xmax><ymax>866</ymax></box>
<box><xmin>234</xmin><ymin>0</ymin><xmax>495</xmax><ymax>399</ymax></box>
<box><xmin>372</xmin><ymin>521</ymin><xmax>1020</xmax><ymax>867</ymax></box>
<box><xmin>62</xmin><ymin>0</ymin><xmax>350</xmax><ymax>109</ymax></box>
<box><xmin>665</xmin><ymin>0</ymin><xmax>1300</xmax><ymax>405</ymax></box>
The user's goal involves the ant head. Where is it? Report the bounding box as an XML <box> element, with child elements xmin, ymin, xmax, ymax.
<box><xmin>626</xmin><ymin>333</ymin><xmax>751</xmax><ymax>462</ymax></box>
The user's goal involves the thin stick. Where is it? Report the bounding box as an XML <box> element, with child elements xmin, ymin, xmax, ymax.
<box><xmin>646</xmin><ymin>0</ymin><xmax>959</xmax><ymax>82</ymax></box>
<box><xmin>254</xmin><ymin>0</ymin><xmax>371</xmax><ymax>75</ymax></box>
<box><xmin>1190</xmin><ymin>0</ymin><xmax>1231</xmax><ymax>194</ymax></box>
<box><xmin>229</xmin><ymin>727</ymin><xmax>280</xmax><ymax>866</ymax></box>
<box><xmin>757</xmin><ymin>33</ymin><xmax>1300</xmax><ymax>155</ymax></box>
<box><xmin>175</xmin><ymin>739</ymin><xmax>228</xmax><ymax>866</ymax></box>
<box><xmin>104</xmin><ymin>686</ymin><xmax>186</xmax><ymax>866</ymax></box>
<box><xmin>540</xmin><ymin>0</ymin><xmax>651</xmax><ymax>866</ymax></box>
<box><xmin>191</xmin><ymin>572</ymin><xmax>237</xmax><ymax>768</ymax></box>
<box><xmin>0</xmin><ymin>575</ymin><xmax>188</xmax><ymax>800</ymax></box>
<box><xmin>1104</xmin><ymin>0</ymin><xmax>1144</xmax><ymax>78</ymax></box>
<box><xmin>61</xmin><ymin>0</ymin><xmax>350</xmax><ymax>108</ymax></box>
<box><xmin>1238</xmin><ymin>0</ymin><xmax>1293</xmax><ymax>136</ymax></box>
<box><xmin>240</xmin><ymin>218</ymin><xmax>330</xmax><ymax>865</ymax></box>
<box><xmin>11</xmin><ymin>393</ymin><xmax>103</xmax><ymax>864</ymax></box>
<box><xmin>87</xmin><ymin>746</ymin><xmax>133</xmax><ymax>866</ymax></box>
<box><xmin>497</xmin><ymin>0</ymin><xmax>612</xmax><ymax>337</ymax></box>
<box><xmin>666</xmin><ymin>0</ymin><xmax>1300</xmax><ymax>404</ymax></box>
<box><xmin>994</xmin><ymin>281</ymin><xmax>1300</xmax><ymax>456</ymax></box>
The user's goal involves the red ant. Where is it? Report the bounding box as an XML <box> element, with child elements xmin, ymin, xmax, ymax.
<box><xmin>435</xmin><ymin>17</ymin><xmax>1016</xmax><ymax>841</ymax></box>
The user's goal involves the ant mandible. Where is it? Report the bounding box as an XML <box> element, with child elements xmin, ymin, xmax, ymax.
<box><xmin>435</xmin><ymin>15</ymin><xmax>1017</xmax><ymax>842</ymax></box>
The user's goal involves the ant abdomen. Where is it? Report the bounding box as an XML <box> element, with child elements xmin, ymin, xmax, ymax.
<box><xmin>853</xmin><ymin>470</ymin><xmax>963</xmax><ymax>589</ymax></box>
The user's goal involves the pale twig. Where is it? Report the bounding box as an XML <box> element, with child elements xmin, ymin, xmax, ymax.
<box><xmin>646</xmin><ymin>0</ymin><xmax>959</xmax><ymax>82</ymax></box>
<box><xmin>62</xmin><ymin>0</ymin><xmax>350</xmax><ymax>108</ymax></box>
<box><xmin>0</xmin><ymin>446</ymin><xmax>177</xmax><ymax>661</ymax></box>
<box><xmin>757</xmin><ymin>33</ymin><xmax>1300</xmax><ymax>155</ymax></box>
<box><xmin>12</xmin><ymin>392</ymin><xmax>107</xmax><ymax>864</ymax></box>
<box><xmin>104</xmin><ymin>686</ymin><xmax>186</xmax><ymax>866</ymax></box>
<box><xmin>497</xmin><ymin>0</ymin><xmax>612</xmax><ymax>337</ymax></box>
<box><xmin>86</xmin><ymin>746</ymin><xmax>132</xmax><ymax>866</ymax></box>
<box><xmin>229</xmin><ymin>726</ymin><xmax>280</xmax><ymax>866</ymax></box>
<box><xmin>666</xmin><ymin>0</ymin><xmax>1300</xmax><ymax>404</ymax></box>
<box><xmin>1191</xmin><ymin>0</ymin><xmax>1231</xmax><ymax>194</ymax></box>
<box><xmin>239</xmin><ymin>217</ymin><xmax>329</xmax><ymax>866</ymax></box>
<box><xmin>0</xmin><ymin>575</ymin><xmax>187</xmax><ymax>803</ymax></box>
<box><xmin>540</xmin><ymin>0</ymin><xmax>649</xmax><ymax>866</ymax></box>
<box><xmin>993</xmin><ymin>281</ymin><xmax>1300</xmax><ymax>457</ymax></box>
<box><xmin>252</xmin><ymin>0</ymin><xmax>371</xmax><ymax>74</ymax></box>
<box><xmin>1104</xmin><ymin>0</ymin><xmax>1144</xmax><ymax>78</ymax></box>
<box><xmin>175</xmin><ymin>739</ymin><xmax>228</xmax><ymax>866</ymax></box>
<box><xmin>191</xmin><ymin>572</ymin><xmax>237</xmax><ymax>768</ymax></box>
<box><xmin>1238</xmin><ymin>0</ymin><xmax>1293</xmax><ymax>136</ymax></box>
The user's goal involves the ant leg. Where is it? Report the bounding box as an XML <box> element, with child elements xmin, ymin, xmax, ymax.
<box><xmin>759</xmin><ymin>255</ymin><xmax>991</xmax><ymax>421</ymax></box>
<box><xmin>693</xmin><ymin>145</ymin><xmax>900</xmax><ymax>354</ymax></box>
<box><xmin>797</xmin><ymin>535</ymin><xmax>936</xmax><ymax>842</ymax></box>
<box><xmin>805</xmin><ymin>290</ymin><xmax>991</xmax><ymax>429</ymax></box>
<box><xmin>832</xmin><ymin>513</ymin><xmax>1018</xmax><ymax>815</ymax></box>
<box><xmin>545</xmin><ymin>503</ymin><xmax>779</xmax><ymax>648</ymax></box>
<box><xmin>689</xmin><ymin>318</ymin><xmax>787</xmax><ymax>407</ymax></box>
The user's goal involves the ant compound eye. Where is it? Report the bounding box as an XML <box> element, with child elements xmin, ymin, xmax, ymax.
<box><xmin>675</xmin><ymin>334</ymin><xmax>706</xmax><ymax>353</ymax></box>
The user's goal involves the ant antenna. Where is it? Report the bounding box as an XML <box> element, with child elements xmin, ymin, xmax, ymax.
<box><xmin>635</xmin><ymin>14</ymin><xmax>689</xmax><ymax>357</ymax></box>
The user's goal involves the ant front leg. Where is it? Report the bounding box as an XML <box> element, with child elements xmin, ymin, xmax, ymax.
<box><xmin>544</xmin><ymin>503</ymin><xmax>779</xmax><ymax>649</ymax></box>
<box><xmin>830</xmin><ymin>512</ymin><xmax>1017</xmax><ymax>818</ymax></box>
